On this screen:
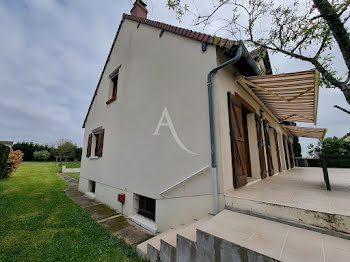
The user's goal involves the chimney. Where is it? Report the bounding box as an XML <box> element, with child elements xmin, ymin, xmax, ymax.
<box><xmin>131</xmin><ymin>0</ymin><xmax>148</xmax><ymax>18</ymax></box>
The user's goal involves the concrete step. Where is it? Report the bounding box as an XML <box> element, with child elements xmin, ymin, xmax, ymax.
<box><xmin>159</xmin><ymin>217</ymin><xmax>212</xmax><ymax>262</ymax></box>
<box><xmin>175</xmin><ymin>216</ymin><xmax>212</xmax><ymax>262</ymax></box>
<box><xmin>136</xmin><ymin>217</ymin><xmax>211</xmax><ymax>262</ymax></box>
<box><xmin>196</xmin><ymin>210</ymin><xmax>350</xmax><ymax>262</ymax></box>
<box><xmin>225</xmin><ymin>192</ymin><xmax>350</xmax><ymax>235</ymax></box>
<box><xmin>136</xmin><ymin>229</ymin><xmax>173</xmax><ymax>261</ymax></box>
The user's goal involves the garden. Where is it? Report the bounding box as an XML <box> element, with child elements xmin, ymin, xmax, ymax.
<box><xmin>0</xmin><ymin>160</ymin><xmax>141</xmax><ymax>261</ymax></box>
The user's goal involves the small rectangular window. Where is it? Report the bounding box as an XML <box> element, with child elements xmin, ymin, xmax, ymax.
<box><xmin>89</xmin><ymin>180</ymin><xmax>96</xmax><ymax>193</ymax></box>
<box><xmin>138</xmin><ymin>195</ymin><xmax>156</xmax><ymax>221</ymax></box>
<box><xmin>112</xmin><ymin>74</ymin><xmax>118</xmax><ymax>97</ymax></box>
<box><xmin>94</xmin><ymin>133</ymin><xmax>100</xmax><ymax>156</ymax></box>
<box><xmin>106</xmin><ymin>65</ymin><xmax>121</xmax><ymax>105</ymax></box>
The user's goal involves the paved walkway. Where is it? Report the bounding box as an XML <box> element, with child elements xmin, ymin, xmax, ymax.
<box><xmin>58</xmin><ymin>173</ymin><xmax>152</xmax><ymax>245</ymax></box>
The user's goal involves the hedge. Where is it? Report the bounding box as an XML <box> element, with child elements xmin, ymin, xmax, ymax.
<box><xmin>0</xmin><ymin>144</ymin><xmax>10</xmax><ymax>178</ymax></box>
<box><xmin>307</xmin><ymin>158</ymin><xmax>350</xmax><ymax>168</ymax></box>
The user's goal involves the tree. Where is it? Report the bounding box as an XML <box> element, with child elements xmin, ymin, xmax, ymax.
<box><xmin>33</xmin><ymin>150</ymin><xmax>51</xmax><ymax>161</ymax></box>
<box><xmin>293</xmin><ymin>136</ymin><xmax>302</xmax><ymax>157</ymax></box>
<box><xmin>55</xmin><ymin>139</ymin><xmax>77</xmax><ymax>161</ymax></box>
<box><xmin>4</xmin><ymin>150</ymin><xmax>24</xmax><ymax>178</ymax></box>
<box><xmin>12</xmin><ymin>142</ymin><xmax>55</xmax><ymax>161</ymax></box>
<box><xmin>167</xmin><ymin>0</ymin><xmax>350</xmax><ymax>113</ymax></box>
<box><xmin>308</xmin><ymin>136</ymin><xmax>350</xmax><ymax>157</ymax></box>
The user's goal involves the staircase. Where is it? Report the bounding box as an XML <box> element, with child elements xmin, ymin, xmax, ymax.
<box><xmin>295</xmin><ymin>157</ymin><xmax>309</xmax><ymax>167</ymax></box>
<box><xmin>137</xmin><ymin>210</ymin><xmax>350</xmax><ymax>262</ymax></box>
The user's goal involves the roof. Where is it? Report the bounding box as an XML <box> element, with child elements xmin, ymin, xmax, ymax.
<box><xmin>237</xmin><ymin>70</ymin><xmax>320</xmax><ymax>124</ymax></box>
<box><xmin>0</xmin><ymin>141</ymin><xmax>13</xmax><ymax>145</ymax></box>
<box><xmin>342</xmin><ymin>132</ymin><xmax>350</xmax><ymax>139</ymax></box>
<box><xmin>122</xmin><ymin>14</ymin><xmax>237</xmax><ymax>49</ymax></box>
<box><xmin>82</xmin><ymin>14</ymin><xmax>258</xmax><ymax>128</ymax></box>
<box><xmin>282</xmin><ymin>125</ymin><xmax>327</xmax><ymax>139</ymax></box>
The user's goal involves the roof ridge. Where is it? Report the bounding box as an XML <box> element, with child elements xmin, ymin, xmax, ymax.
<box><xmin>122</xmin><ymin>13</ymin><xmax>237</xmax><ymax>50</ymax></box>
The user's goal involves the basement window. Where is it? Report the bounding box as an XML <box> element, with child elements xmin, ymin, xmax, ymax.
<box><xmin>88</xmin><ymin>180</ymin><xmax>96</xmax><ymax>193</ymax></box>
<box><xmin>138</xmin><ymin>195</ymin><xmax>156</xmax><ymax>221</ymax></box>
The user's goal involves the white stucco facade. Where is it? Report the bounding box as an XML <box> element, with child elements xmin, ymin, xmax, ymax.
<box><xmin>79</xmin><ymin>17</ymin><xmax>294</xmax><ymax>232</ymax></box>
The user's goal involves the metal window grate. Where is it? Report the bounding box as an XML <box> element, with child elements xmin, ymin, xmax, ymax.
<box><xmin>138</xmin><ymin>195</ymin><xmax>155</xmax><ymax>221</ymax></box>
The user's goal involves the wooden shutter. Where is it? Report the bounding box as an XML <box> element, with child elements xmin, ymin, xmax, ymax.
<box><xmin>96</xmin><ymin>129</ymin><xmax>105</xmax><ymax>157</ymax></box>
<box><xmin>283</xmin><ymin>135</ymin><xmax>290</xmax><ymax>169</ymax></box>
<box><xmin>288</xmin><ymin>138</ymin><xmax>295</xmax><ymax>168</ymax></box>
<box><xmin>86</xmin><ymin>134</ymin><xmax>92</xmax><ymax>157</ymax></box>
<box><xmin>256</xmin><ymin>115</ymin><xmax>267</xmax><ymax>179</ymax></box>
<box><xmin>263</xmin><ymin>121</ymin><xmax>274</xmax><ymax>176</ymax></box>
<box><xmin>228</xmin><ymin>93</ymin><xmax>248</xmax><ymax>188</ymax></box>
<box><xmin>274</xmin><ymin>129</ymin><xmax>282</xmax><ymax>172</ymax></box>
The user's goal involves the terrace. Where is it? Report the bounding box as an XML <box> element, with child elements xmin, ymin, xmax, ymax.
<box><xmin>225</xmin><ymin>167</ymin><xmax>350</xmax><ymax>234</ymax></box>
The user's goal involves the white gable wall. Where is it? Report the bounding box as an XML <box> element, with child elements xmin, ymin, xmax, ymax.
<box><xmin>79</xmin><ymin>19</ymin><xmax>217</xmax><ymax>231</ymax></box>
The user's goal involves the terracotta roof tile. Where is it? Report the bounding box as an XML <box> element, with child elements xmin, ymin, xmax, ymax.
<box><xmin>122</xmin><ymin>14</ymin><xmax>237</xmax><ymax>50</ymax></box>
<box><xmin>202</xmin><ymin>34</ymin><xmax>210</xmax><ymax>42</ymax></box>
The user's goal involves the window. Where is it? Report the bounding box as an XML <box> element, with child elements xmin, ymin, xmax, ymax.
<box><xmin>86</xmin><ymin>127</ymin><xmax>104</xmax><ymax>158</ymax></box>
<box><xmin>106</xmin><ymin>65</ymin><xmax>121</xmax><ymax>104</ymax></box>
<box><xmin>112</xmin><ymin>74</ymin><xmax>118</xmax><ymax>97</ymax></box>
<box><xmin>88</xmin><ymin>180</ymin><xmax>96</xmax><ymax>193</ymax></box>
<box><xmin>86</xmin><ymin>134</ymin><xmax>92</xmax><ymax>157</ymax></box>
<box><xmin>94</xmin><ymin>132</ymin><xmax>100</xmax><ymax>156</ymax></box>
<box><xmin>138</xmin><ymin>195</ymin><xmax>156</xmax><ymax>221</ymax></box>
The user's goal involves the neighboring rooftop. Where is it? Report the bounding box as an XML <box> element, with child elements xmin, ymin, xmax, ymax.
<box><xmin>0</xmin><ymin>141</ymin><xmax>13</xmax><ymax>146</ymax></box>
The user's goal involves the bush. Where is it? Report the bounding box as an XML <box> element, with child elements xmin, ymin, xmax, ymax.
<box><xmin>0</xmin><ymin>144</ymin><xmax>10</xmax><ymax>178</ymax></box>
<box><xmin>4</xmin><ymin>150</ymin><xmax>24</xmax><ymax>178</ymax></box>
<box><xmin>307</xmin><ymin>158</ymin><xmax>350</xmax><ymax>168</ymax></box>
<box><xmin>33</xmin><ymin>150</ymin><xmax>51</xmax><ymax>161</ymax></box>
<box><xmin>12</xmin><ymin>142</ymin><xmax>55</xmax><ymax>161</ymax></box>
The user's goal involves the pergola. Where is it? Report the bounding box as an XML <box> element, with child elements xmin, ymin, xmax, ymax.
<box><xmin>236</xmin><ymin>69</ymin><xmax>327</xmax><ymax>139</ymax></box>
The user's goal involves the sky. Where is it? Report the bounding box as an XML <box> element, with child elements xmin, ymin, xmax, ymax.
<box><xmin>0</xmin><ymin>0</ymin><xmax>349</xmax><ymax>155</ymax></box>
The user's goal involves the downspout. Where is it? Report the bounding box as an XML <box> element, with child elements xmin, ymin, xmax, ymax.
<box><xmin>207</xmin><ymin>46</ymin><xmax>243</xmax><ymax>215</ymax></box>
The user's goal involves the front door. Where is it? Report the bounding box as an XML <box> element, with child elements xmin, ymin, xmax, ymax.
<box><xmin>228</xmin><ymin>93</ymin><xmax>253</xmax><ymax>188</ymax></box>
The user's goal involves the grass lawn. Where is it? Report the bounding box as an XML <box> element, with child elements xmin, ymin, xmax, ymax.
<box><xmin>64</xmin><ymin>161</ymin><xmax>81</xmax><ymax>168</ymax></box>
<box><xmin>65</xmin><ymin>172</ymin><xmax>80</xmax><ymax>181</ymax></box>
<box><xmin>0</xmin><ymin>162</ymin><xmax>142</xmax><ymax>261</ymax></box>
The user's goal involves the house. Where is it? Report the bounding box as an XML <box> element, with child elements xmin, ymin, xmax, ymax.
<box><xmin>0</xmin><ymin>141</ymin><xmax>13</xmax><ymax>148</ymax></box>
<box><xmin>343</xmin><ymin>132</ymin><xmax>350</xmax><ymax>141</ymax></box>
<box><xmin>79</xmin><ymin>1</ymin><xmax>327</xmax><ymax>233</ymax></box>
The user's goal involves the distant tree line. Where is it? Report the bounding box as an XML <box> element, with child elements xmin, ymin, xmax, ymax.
<box><xmin>308</xmin><ymin>136</ymin><xmax>350</xmax><ymax>158</ymax></box>
<box><xmin>307</xmin><ymin>136</ymin><xmax>350</xmax><ymax>168</ymax></box>
<box><xmin>12</xmin><ymin>140</ymin><xmax>82</xmax><ymax>162</ymax></box>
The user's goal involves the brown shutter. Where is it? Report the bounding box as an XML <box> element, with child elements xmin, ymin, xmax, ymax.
<box><xmin>288</xmin><ymin>138</ymin><xmax>295</xmax><ymax>168</ymax></box>
<box><xmin>256</xmin><ymin>115</ymin><xmax>267</xmax><ymax>179</ymax></box>
<box><xmin>274</xmin><ymin>129</ymin><xmax>282</xmax><ymax>172</ymax></box>
<box><xmin>228</xmin><ymin>93</ymin><xmax>248</xmax><ymax>188</ymax></box>
<box><xmin>283</xmin><ymin>135</ymin><xmax>290</xmax><ymax>169</ymax></box>
<box><xmin>96</xmin><ymin>129</ymin><xmax>105</xmax><ymax>157</ymax></box>
<box><xmin>263</xmin><ymin>121</ymin><xmax>274</xmax><ymax>176</ymax></box>
<box><xmin>86</xmin><ymin>134</ymin><xmax>92</xmax><ymax>157</ymax></box>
